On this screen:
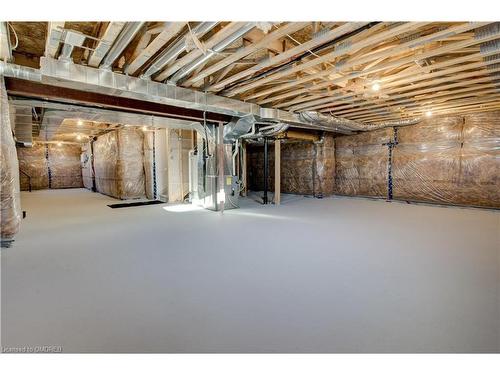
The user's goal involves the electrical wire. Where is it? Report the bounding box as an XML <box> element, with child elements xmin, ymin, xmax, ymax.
<box><xmin>7</xmin><ymin>22</ymin><xmax>19</xmax><ymax>50</ymax></box>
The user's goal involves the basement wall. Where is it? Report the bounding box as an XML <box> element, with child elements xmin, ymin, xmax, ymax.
<box><xmin>246</xmin><ymin>111</ymin><xmax>498</xmax><ymax>209</ymax></box>
<box><xmin>167</xmin><ymin>129</ymin><xmax>193</xmax><ymax>202</ymax></box>
<box><xmin>1</xmin><ymin>76</ymin><xmax>21</xmax><ymax>243</ymax></box>
<box><xmin>17</xmin><ymin>143</ymin><xmax>83</xmax><ymax>191</ymax></box>
<box><xmin>247</xmin><ymin>135</ymin><xmax>335</xmax><ymax>197</ymax></box>
<box><xmin>93</xmin><ymin>129</ymin><xmax>146</xmax><ymax>200</ymax></box>
<box><xmin>335</xmin><ymin>111</ymin><xmax>500</xmax><ymax>208</ymax></box>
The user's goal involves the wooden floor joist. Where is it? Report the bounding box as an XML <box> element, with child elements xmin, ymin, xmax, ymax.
<box><xmin>2</xmin><ymin>21</ymin><xmax>499</xmax><ymax>125</ymax></box>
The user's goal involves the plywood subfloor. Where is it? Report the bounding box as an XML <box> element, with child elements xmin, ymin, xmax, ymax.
<box><xmin>2</xmin><ymin>189</ymin><xmax>499</xmax><ymax>352</ymax></box>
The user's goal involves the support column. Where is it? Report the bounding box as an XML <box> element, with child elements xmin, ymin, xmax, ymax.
<box><xmin>274</xmin><ymin>139</ymin><xmax>281</xmax><ymax>205</ymax></box>
<box><xmin>218</xmin><ymin>122</ymin><xmax>225</xmax><ymax>213</ymax></box>
<box><xmin>263</xmin><ymin>137</ymin><xmax>269</xmax><ymax>204</ymax></box>
<box><xmin>242</xmin><ymin>142</ymin><xmax>247</xmax><ymax>197</ymax></box>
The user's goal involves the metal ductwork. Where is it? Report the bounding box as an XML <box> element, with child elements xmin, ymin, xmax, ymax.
<box><xmin>58</xmin><ymin>30</ymin><xmax>87</xmax><ymax>61</ymax></box>
<box><xmin>1</xmin><ymin>59</ymin><xmax>413</xmax><ymax>134</ymax></box>
<box><xmin>169</xmin><ymin>23</ymin><xmax>255</xmax><ymax>84</ymax></box>
<box><xmin>241</xmin><ymin>122</ymin><xmax>290</xmax><ymax>140</ymax></box>
<box><xmin>223</xmin><ymin>114</ymin><xmax>255</xmax><ymax>142</ymax></box>
<box><xmin>299</xmin><ymin>111</ymin><xmax>421</xmax><ymax>132</ymax></box>
<box><xmin>100</xmin><ymin>22</ymin><xmax>145</xmax><ymax>69</ymax></box>
<box><xmin>141</xmin><ymin>22</ymin><xmax>218</xmax><ymax>79</ymax></box>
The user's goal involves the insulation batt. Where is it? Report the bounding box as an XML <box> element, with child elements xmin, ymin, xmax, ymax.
<box><xmin>48</xmin><ymin>144</ymin><xmax>83</xmax><ymax>189</ymax></box>
<box><xmin>0</xmin><ymin>76</ymin><xmax>22</xmax><ymax>241</ymax></box>
<box><xmin>17</xmin><ymin>143</ymin><xmax>49</xmax><ymax>190</ymax></box>
<box><xmin>93</xmin><ymin>129</ymin><xmax>146</xmax><ymax>200</ymax></box>
<box><xmin>248</xmin><ymin>135</ymin><xmax>335</xmax><ymax>196</ymax></box>
<box><xmin>335</xmin><ymin>111</ymin><xmax>500</xmax><ymax>208</ymax></box>
<box><xmin>17</xmin><ymin>143</ymin><xmax>84</xmax><ymax>190</ymax></box>
<box><xmin>335</xmin><ymin>128</ymin><xmax>391</xmax><ymax>198</ymax></box>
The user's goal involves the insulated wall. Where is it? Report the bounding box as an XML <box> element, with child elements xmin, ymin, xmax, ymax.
<box><xmin>335</xmin><ymin>128</ymin><xmax>391</xmax><ymax>198</ymax></box>
<box><xmin>335</xmin><ymin>111</ymin><xmax>500</xmax><ymax>208</ymax></box>
<box><xmin>247</xmin><ymin>135</ymin><xmax>335</xmax><ymax>197</ymax></box>
<box><xmin>1</xmin><ymin>76</ymin><xmax>21</xmax><ymax>243</ymax></box>
<box><xmin>48</xmin><ymin>144</ymin><xmax>83</xmax><ymax>189</ymax></box>
<box><xmin>17</xmin><ymin>143</ymin><xmax>49</xmax><ymax>190</ymax></box>
<box><xmin>17</xmin><ymin>143</ymin><xmax>83</xmax><ymax>190</ymax></box>
<box><xmin>81</xmin><ymin>142</ymin><xmax>93</xmax><ymax>190</ymax></box>
<box><xmin>93</xmin><ymin>129</ymin><xmax>146</xmax><ymax>200</ymax></box>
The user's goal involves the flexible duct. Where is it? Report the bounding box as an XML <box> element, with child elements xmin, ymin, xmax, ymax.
<box><xmin>299</xmin><ymin>111</ymin><xmax>421</xmax><ymax>132</ymax></box>
<box><xmin>223</xmin><ymin>114</ymin><xmax>255</xmax><ymax>142</ymax></box>
<box><xmin>141</xmin><ymin>22</ymin><xmax>218</xmax><ymax>79</ymax></box>
<box><xmin>100</xmin><ymin>22</ymin><xmax>145</xmax><ymax>69</ymax></box>
<box><xmin>170</xmin><ymin>23</ymin><xmax>255</xmax><ymax>83</ymax></box>
<box><xmin>241</xmin><ymin>122</ymin><xmax>289</xmax><ymax>139</ymax></box>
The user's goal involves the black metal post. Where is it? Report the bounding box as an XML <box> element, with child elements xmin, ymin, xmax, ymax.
<box><xmin>263</xmin><ymin>137</ymin><xmax>269</xmax><ymax>204</ymax></box>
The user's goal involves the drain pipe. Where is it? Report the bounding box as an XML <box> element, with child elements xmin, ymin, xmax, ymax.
<box><xmin>100</xmin><ymin>22</ymin><xmax>145</xmax><ymax>70</ymax></box>
<box><xmin>170</xmin><ymin>23</ymin><xmax>255</xmax><ymax>84</ymax></box>
<box><xmin>141</xmin><ymin>22</ymin><xmax>218</xmax><ymax>79</ymax></box>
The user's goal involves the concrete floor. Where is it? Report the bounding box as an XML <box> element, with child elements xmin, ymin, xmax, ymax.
<box><xmin>1</xmin><ymin>189</ymin><xmax>499</xmax><ymax>353</ymax></box>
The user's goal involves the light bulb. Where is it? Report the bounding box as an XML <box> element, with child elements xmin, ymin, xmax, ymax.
<box><xmin>142</xmin><ymin>126</ymin><xmax>148</xmax><ymax>131</ymax></box>
<box><xmin>77</xmin><ymin>134</ymin><xmax>82</xmax><ymax>140</ymax></box>
<box><xmin>57</xmin><ymin>142</ymin><xmax>62</xmax><ymax>147</ymax></box>
<box><xmin>77</xmin><ymin>120</ymin><xmax>83</xmax><ymax>126</ymax></box>
<box><xmin>425</xmin><ymin>111</ymin><xmax>433</xmax><ymax>117</ymax></box>
<box><xmin>371</xmin><ymin>82</ymin><xmax>380</xmax><ymax>92</ymax></box>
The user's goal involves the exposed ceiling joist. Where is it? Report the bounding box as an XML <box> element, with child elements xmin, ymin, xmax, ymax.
<box><xmin>44</xmin><ymin>22</ymin><xmax>65</xmax><ymax>58</ymax></box>
<box><xmin>125</xmin><ymin>22</ymin><xmax>186</xmax><ymax>75</ymax></box>
<box><xmin>87</xmin><ymin>22</ymin><xmax>126</xmax><ymax>67</ymax></box>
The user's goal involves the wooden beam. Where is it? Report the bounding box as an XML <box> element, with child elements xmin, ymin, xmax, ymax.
<box><xmin>253</xmin><ymin>22</ymin><xmax>489</xmax><ymax>104</ymax></box>
<box><xmin>155</xmin><ymin>22</ymin><xmax>244</xmax><ymax>82</ymax></box>
<box><xmin>4</xmin><ymin>78</ymin><xmax>231</xmax><ymax>123</ymax></box>
<box><xmin>278</xmin><ymin>50</ymin><xmax>494</xmax><ymax>110</ymax></box>
<box><xmin>125</xmin><ymin>22</ymin><xmax>186</xmax><ymax>75</ymax></box>
<box><xmin>224</xmin><ymin>22</ymin><xmax>429</xmax><ymax>98</ymax></box>
<box><xmin>287</xmin><ymin>55</ymin><xmax>500</xmax><ymax>112</ymax></box>
<box><xmin>88</xmin><ymin>22</ymin><xmax>126</xmax><ymax>67</ymax></box>
<box><xmin>207</xmin><ymin>22</ymin><xmax>368</xmax><ymax>92</ymax></box>
<box><xmin>182</xmin><ymin>22</ymin><xmax>309</xmax><ymax>86</ymax></box>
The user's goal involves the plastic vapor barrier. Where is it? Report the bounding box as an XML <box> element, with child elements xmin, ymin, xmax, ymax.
<box><xmin>17</xmin><ymin>143</ymin><xmax>49</xmax><ymax>190</ymax></box>
<box><xmin>1</xmin><ymin>76</ymin><xmax>22</xmax><ymax>243</ymax></box>
<box><xmin>93</xmin><ymin>129</ymin><xmax>146</xmax><ymax>199</ymax></box>
<box><xmin>48</xmin><ymin>144</ymin><xmax>84</xmax><ymax>189</ymax></box>
<box><xmin>335</xmin><ymin>128</ymin><xmax>391</xmax><ymax>198</ymax></box>
<box><xmin>81</xmin><ymin>142</ymin><xmax>94</xmax><ymax>190</ymax></box>
<box><xmin>335</xmin><ymin>112</ymin><xmax>499</xmax><ymax>208</ymax></box>
<box><xmin>248</xmin><ymin>135</ymin><xmax>335</xmax><ymax>196</ymax></box>
<box><xmin>143</xmin><ymin>131</ymin><xmax>155</xmax><ymax>200</ymax></box>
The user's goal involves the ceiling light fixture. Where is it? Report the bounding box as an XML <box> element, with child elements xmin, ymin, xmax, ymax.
<box><xmin>76</xmin><ymin>134</ymin><xmax>82</xmax><ymax>140</ymax></box>
<box><xmin>77</xmin><ymin>120</ymin><xmax>83</xmax><ymax>126</ymax></box>
<box><xmin>142</xmin><ymin>126</ymin><xmax>148</xmax><ymax>131</ymax></box>
<box><xmin>371</xmin><ymin>82</ymin><xmax>380</xmax><ymax>92</ymax></box>
<box><xmin>425</xmin><ymin>110</ymin><xmax>433</xmax><ymax>117</ymax></box>
<box><xmin>57</xmin><ymin>142</ymin><xmax>62</xmax><ymax>147</ymax></box>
